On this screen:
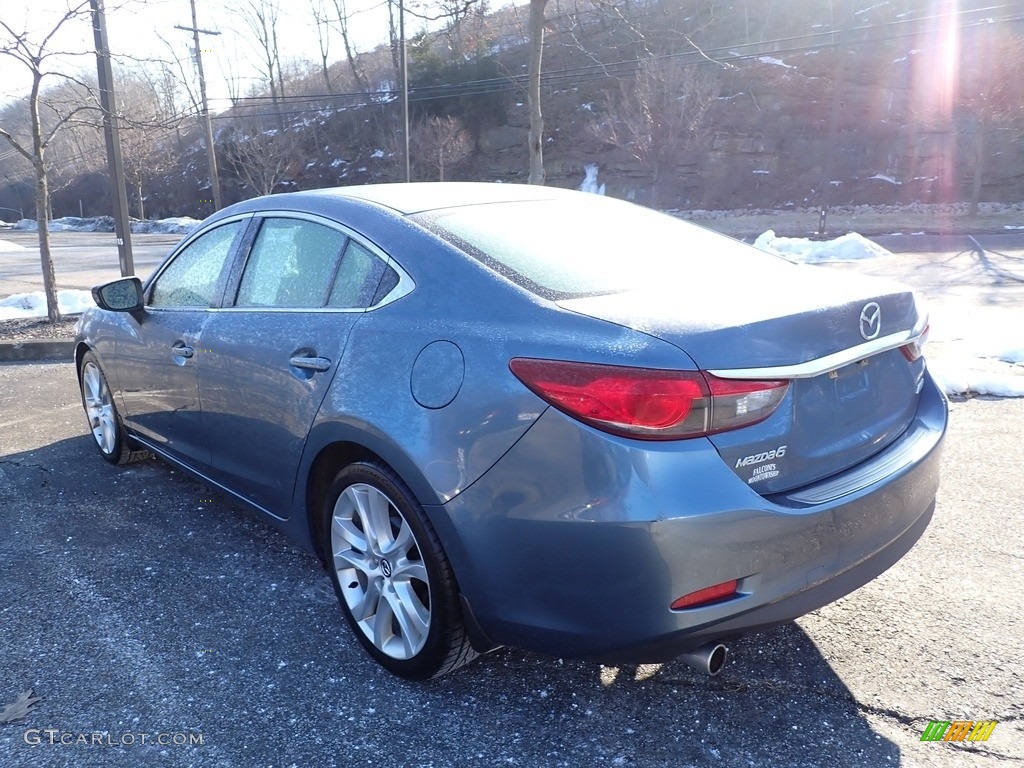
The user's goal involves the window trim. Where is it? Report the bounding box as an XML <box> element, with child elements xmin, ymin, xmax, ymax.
<box><xmin>219</xmin><ymin>210</ymin><xmax>414</xmax><ymax>314</ymax></box>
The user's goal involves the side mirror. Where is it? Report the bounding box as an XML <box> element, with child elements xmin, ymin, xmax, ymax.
<box><xmin>92</xmin><ymin>277</ymin><xmax>144</xmax><ymax>312</ymax></box>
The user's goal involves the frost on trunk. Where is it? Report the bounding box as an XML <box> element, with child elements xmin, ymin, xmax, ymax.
<box><xmin>527</xmin><ymin>0</ymin><xmax>548</xmax><ymax>186</ymax></box>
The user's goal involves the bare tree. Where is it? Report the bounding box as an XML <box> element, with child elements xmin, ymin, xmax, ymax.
<box><xmin>410</xmin><ymin>115</ymin><xmax>471</xmax><ymax>181</ymax></box>
<box><xmin>309</xmin><ymin>0</ymin><xmax>334</xmax><ymax>93</ymax></box>
<box><xmin>41</xmin><ymin>76</ymin><xmax>107</xmax><ymax>202</ymax></box>
<box><xmin>331</xmin><ymin>0</ymin><xmax>368</xmax><ymax>92</ymax></box>
<box><xmin>591</xmin><ymin>57</ymin><xmax>718</xmax><ymax>207</ymax></box>
<box><xmin>958</xmin><ymin>28</ymin><xmax>1024</xmax><ymax>215</ymax></box>
<box><xmin>237</xmin><ymin>0</ymin><xmax>286</xmax><ymax>119</ymax></box>
<box><xmin>527</xmin><ymin>0</ymin><xmax>548</xmax><ymax>185</ymax></box>
<box><xmin>223</xmin><ymin>120</ymin><xmax>299</xmax><ymax>196</ymax></box>
<box><xmin>116</xmin><ymin>70</ymin><xmax>181</xmax><ymax>219</ymax></box>
<box><xmin>0</xmin><ymin>2</ymin><xmax>99</xmax><ymax>321</ymax></box>
<box><xmin>437</xmin><ymin>0</ymin><xmax>479</xmax><ymax>60</ymax></box>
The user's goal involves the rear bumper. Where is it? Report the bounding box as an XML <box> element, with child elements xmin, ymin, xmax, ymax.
<box><xmin>430</xmin><ymin>372</ymin><xmax>947</xmax><ymax>663</ymax></box>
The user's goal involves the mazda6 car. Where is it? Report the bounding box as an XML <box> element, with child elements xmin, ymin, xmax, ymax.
<box><xmin>75</xmin><ymin>183</ymin><xmax>946</xmax><ymax>680</ymax></box>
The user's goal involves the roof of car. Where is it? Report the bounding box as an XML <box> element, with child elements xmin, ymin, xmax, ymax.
<box><xmin>286</xmin><ymin>182</ymin><xmax>577</xmax><ymax>215</ymax></box>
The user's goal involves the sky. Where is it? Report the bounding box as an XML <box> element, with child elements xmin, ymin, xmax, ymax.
<box><xmin>0</xmin><ymin>0</ymin><xmax>398</xmax><ymax>112</ymax></box>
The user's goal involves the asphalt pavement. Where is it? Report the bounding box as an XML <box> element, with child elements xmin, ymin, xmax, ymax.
<box><xmin>0</xmin><ymin>362</ymin><xmax>1021</xmax><ymax>767</ymax></box>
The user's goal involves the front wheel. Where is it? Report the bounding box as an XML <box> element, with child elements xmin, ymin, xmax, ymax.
<box><xmin>79</xmin><ymin>351</ymin><xmax>148</xmax><ymax>465</ymax></box>
<box><xmin>323</xmin><ymin>461</ymin><xmax>477</xmax><ymax>679</ymax></box>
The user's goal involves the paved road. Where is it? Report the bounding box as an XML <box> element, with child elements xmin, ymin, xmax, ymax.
<box><xmin>2</xmin><ymin>230</ymin><xmax>1023</xmax><ymax>300</ymax></box>
<box><xmin>0</xmin><ymin>232</ymin><xmax>182</xmax><ymax>296</ymax></box>
<box><xmin>0</xmin><ymin>362</ymin><xmax>1021</xmax><ymax>767</ymax></box>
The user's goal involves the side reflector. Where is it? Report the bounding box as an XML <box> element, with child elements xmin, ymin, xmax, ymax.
<box><xmin>900</xmin><ymin>322</ymin><xmax>930</xmax><ymax>362</ymax></box>
<box><xmin>671</xmin><ymin>579</ymin><xmax>739</xmax><ymax>610</ymax></box>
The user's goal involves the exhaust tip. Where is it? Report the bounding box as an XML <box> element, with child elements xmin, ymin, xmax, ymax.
<box><xmin>706</xmin><ymin>643</ymin><xmax>728</xmax><ymax>676</ymax></box>
<box><xmin>679</xmin><ymin>642</ymin><xmax>729</xmax><ymax>676</ymax></box>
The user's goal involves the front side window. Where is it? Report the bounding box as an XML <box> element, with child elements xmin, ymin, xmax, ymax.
<box><xmin>236</xmin><ymin>218</ymin><xmax>347</xmax><ymax>308</ymax></box>
<box><xmin>150</xmin><ymin>221</ymin><xmax>243</xmax><ymax>307</ymax></box>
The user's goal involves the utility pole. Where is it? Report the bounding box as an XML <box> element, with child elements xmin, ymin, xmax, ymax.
<box><xmin>90</xmin><ymin>0</ymin><xmax>134</xmax><ymax>276</ymax></box>
<box><xmin>175</xmin><ymin>0</ymin><xmax>222</xmax><ymax>211</ymax></box>
<box><xmin>399</xmin><ymin>0</ymin><xmax>410</xmax><ymax>182</ymax></box>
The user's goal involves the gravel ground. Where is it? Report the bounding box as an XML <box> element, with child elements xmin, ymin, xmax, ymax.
<box><xmin>1</xmin><ymin>363</ymin><xmax>1021</xmax><ymax>768</ymax></box>
<box><xmin>0</xmin><ymin>316</ymin><xmax>80</xmax><ymax>342</ymax></box>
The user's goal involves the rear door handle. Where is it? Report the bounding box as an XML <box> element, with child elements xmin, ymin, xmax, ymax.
<box><xmin>172</xmin><ymin>345</ymin><xmax>194</xmax><ymax>359</ymax></box>
<box><xmin>289</xmin><ymin>355</ymin><xmax>332</xmax><ymax>372</ymax></box>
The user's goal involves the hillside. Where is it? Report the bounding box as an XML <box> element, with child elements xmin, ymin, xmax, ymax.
<box><xmin>1</xmin><ymin>0</ymin><xmax>1022</xmax><ymax>221</ymax></box>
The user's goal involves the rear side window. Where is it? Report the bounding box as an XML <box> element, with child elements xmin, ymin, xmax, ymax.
<box><xmin>327</xmin><ymin>240</ymin><xmax>398</xmax><ymax>309</ymax></box>
<box><xmin>151</xmin><ymin>221</ymin><xmax>242</xmax><ymax>307</ymax></box>
<box><xmin>236</xmin><ymin>218</ymin><xmax>347</xmax><ymax>308</ymax></box>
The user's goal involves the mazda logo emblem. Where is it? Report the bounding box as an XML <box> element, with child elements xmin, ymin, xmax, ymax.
<box><xmin>859</xmin><ymin>302</ymin><xmax>881</xmax><ymax>340</ymax></box>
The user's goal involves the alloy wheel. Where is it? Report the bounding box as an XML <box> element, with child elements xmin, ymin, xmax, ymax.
<box><xmin>330</xmin><ymin>482</ymin><xmax>431</xmax><ymax>660</ymax></box>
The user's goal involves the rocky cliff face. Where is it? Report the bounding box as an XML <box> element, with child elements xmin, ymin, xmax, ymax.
<box><xmin>472</xmin><ymin>7</ymin><xmax>1024</xmax><ymax>211</ymax></box>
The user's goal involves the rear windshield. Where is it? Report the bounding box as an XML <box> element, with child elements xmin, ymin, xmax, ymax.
<box><xmin>415</xmin><ymin>196</ymin><xmax>781</xmax><ymax>299</ymax></box>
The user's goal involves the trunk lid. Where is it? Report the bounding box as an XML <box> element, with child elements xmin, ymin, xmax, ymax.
<box><xmin>558</xmin><ymin>265</ymin><xmax>925</xmax><ymax>494</ymax></box>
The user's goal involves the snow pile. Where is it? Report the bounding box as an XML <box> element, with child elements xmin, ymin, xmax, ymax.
<box><xmin>926</xmin><ymin>313</ymin><xmax>1024</xmax><ymax>398</ymax></box>
<box><xmin>0</xmin><ymin>289</ymin><xmax>95</xmax><ymax>321</ymax></box>
<box><xmin>131</xmin><ymin>217</ymin><xmax>200</xmax><ymax>235</ymax></box>
<box><xmin>14</xmin><ymin>216</ymin><xmax>113</xmax><ymax>232</ymax></box>
<box><xmin>753</xmin><ymin>230</ymin><xmax>891</xmax><ymax>262</ymax></box>
<box><xmin>0</xmin><ymin>239</ymin><xmax>27</xmax><ymax>252</ymax></box>
<box><xmin>929</xmin><ymin>355</ymin><xmax>1024</xmax><ymax>398</ymax></box>
<box><xmin>12</xmin><ymin>216</ymin><xmax>199</xmax><ymax>235</ymax></box>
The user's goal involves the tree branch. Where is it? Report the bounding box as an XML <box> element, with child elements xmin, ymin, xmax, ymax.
<box><xmin>0</xmin><ymin>125</ymin><xmax>36</xmax><ymax>164</ymax></box>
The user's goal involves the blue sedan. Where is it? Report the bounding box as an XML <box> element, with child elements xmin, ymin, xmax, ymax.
<box><xmin>75</xmin><ymin>183</ymin><xmax>945</xmax><ymax>679</ymax></box>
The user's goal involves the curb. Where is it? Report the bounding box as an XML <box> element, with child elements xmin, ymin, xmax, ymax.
<box><xmin>0</xmin><ymin>340</ymin><xmax>75</xmax><ymax>362</ymax></box>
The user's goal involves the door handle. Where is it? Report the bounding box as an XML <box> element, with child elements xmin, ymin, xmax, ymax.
<box><xmin>289</xmin><ymin>355</ymin><xmax>331</xmax><ymax>372</ymax></box>
<box><xmin>172</xmin><ymin>345</ymin><xmax>194</xmax><ymax>359</ymax></box>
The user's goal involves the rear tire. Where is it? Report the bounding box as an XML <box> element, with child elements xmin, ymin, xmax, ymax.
<box><xmin>322</xmin><ymin>461</ymin><xmax>477</xmax><ymax>679</ymax></box>
<box><xmin>79</xmin><ymin>351</ymin><xmax>149</xmax><ymax>465</ymax></box>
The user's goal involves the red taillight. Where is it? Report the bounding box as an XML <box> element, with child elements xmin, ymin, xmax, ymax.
<box><xmin>900</xmin><ymin>323</ymin><xmax>930</xmax><ymax>362</ymax></box>
<box><xmin>509</xmin><ymin>358</ymin><xmax>788</xmax><ymax>440</ymax></box>
<box><xmin>671</xmin><ymin>579</ymin><xmax>739</xmax><ymax>610</ymax></box>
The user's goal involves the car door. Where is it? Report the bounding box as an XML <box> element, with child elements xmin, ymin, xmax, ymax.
<box><xmin>198</xmin><ymin>213</ymin><xmax>399</xmax><ymax>517</ymax></box>
<box><xmin>116</xmin><ymin>218</ymin><xmax>247</xmax><ymax>470</ymax></box>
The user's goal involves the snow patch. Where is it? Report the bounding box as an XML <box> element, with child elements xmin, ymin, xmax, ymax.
<box><xmin>758</xmin><ymin>56</ymin><xmax>793</xmax><ymax>69</ymax></box>
<box><xmin>0</xmin><ymin>239</ymin><xmax>27</xmax><ymax>252</ymax></box>
<box><xmin>579</xmin><ymin>164</ymin><xmax>606</xmax><ymax>196</ymax></box>
<box><xmin>855</xmin><ymin>2</ymin><xmax>889</xmax><ymax>15</ymax></box>
<box><xmin>131</xmin><ymin>217</ymin><xmax>201</xmax><ymax>235</ymax></box>
<box><xmin>927</xmin><ymin>313</ymin><xmax>1024</xmax><ymax>397</ymax></box>
<box><xmin>0</xmin><ymin>289</ymin><xmax>95</xmax><ymax>321</ymax></box>
<box><xmin>753</xmin><ymin>230</ymin><xmax>891</xmax><ymax>263</ymax></box>
<box><xmin>930</xmin><ymin>359</ymin><xmax>1024</xmax><ymax>398</ymax></box>
<box><xmin>12</xmin><ymin>216</ymin><xmax>199</xmax><ymax>235</ymax></box>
